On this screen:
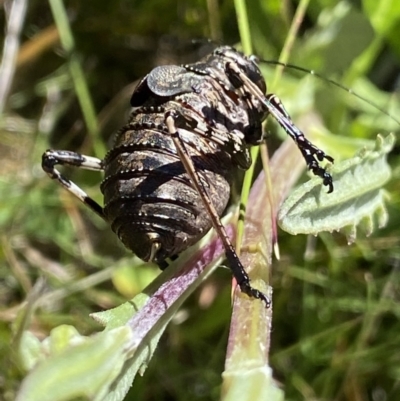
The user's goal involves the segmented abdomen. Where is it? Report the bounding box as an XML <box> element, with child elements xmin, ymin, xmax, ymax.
<box><xmin>101</xmin><ymin>106</ymin><xmax>233</xmax><ymax>264</ymax></box>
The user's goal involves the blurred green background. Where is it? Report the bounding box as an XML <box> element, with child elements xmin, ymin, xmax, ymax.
<box><xmin>1</xmin><ymin>0</ymin><xmax>400</xmax><ymax>400</ymax></box>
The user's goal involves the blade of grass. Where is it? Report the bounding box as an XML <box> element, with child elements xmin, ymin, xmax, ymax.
<box><xmin>233</xmin><ymin>0</ymin><xmax>253</xmax><ymax>55</ymax></box>
<box><xmin>206</xmin><ymin>0</ymin><xmax>223</xmax><ymax>42</ymax></box>
<box><xmin>270</xmin><ymin>0</ymin><xmax>310</xmax><ymax>90</ymax></box>
<box><xmin>0</xmin><ymin>0</ymin><xmax>28</xmax><ymax>116</ymax></box>
<box><xmin>235</xmin><ymin>0</ymin><xmax>310</xmax><ymax>252</ymax></box>
<box><xmin>48</xmin><ymin>0</ymin><xmax>105</xmax><ymax>157</ymax></box>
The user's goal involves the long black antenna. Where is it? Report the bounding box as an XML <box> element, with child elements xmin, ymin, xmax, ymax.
<box><xmin>260</xmin><ymin>59</ymin><xmax>400</xmax><ymax>126</ymax></box>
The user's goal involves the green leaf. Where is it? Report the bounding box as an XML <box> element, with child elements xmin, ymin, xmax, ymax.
<box><xmin>92</xmin><ymin>223</ymin><xmax>229</xmax><ymax>401</ymax></box>
<box><xmin>363</xmin><ymin>0</ymin><xmax>400</xmax><ymax>35</ymax></box>
<box><xmin>17</xmin><ymin>331</ymin><xmax>46</xmax><ymax>372</ymax></box>
<box><xmin>278</xmin><ymin>134</ymin><xmax>394</xmax><ymax>243</ymax></box>
<box><xmin>16</xmin><ymin>326</ymin><xmax>133</xmax><ymax>401</ymax></box>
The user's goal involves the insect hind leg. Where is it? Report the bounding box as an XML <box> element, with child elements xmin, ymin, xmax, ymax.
<box><xmin>164</xmin><ymin>110</ymin><xmax>270</xmax><ymax>307</ymax></box>
<box><xmin>42</xmin><ymin>150</ymin><xmax>106</xmax><ymax>221</ymax></box>
<box><xmin>266</xmin><ymin>94</ymin><xmax>334</xmax><ymax>193</ymax></box>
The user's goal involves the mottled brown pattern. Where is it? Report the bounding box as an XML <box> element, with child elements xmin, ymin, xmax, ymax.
<box><xmin>101</xmin><ymin>47</ymin><xmax>267</xmax><ymax>263</ymax></box>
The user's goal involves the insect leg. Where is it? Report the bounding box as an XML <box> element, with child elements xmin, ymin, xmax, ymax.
<box><xmin>226</xmin><ymin>61</ymin><xmax>334</xmax><ymax>192</ymax></box>
<box><xmin>266</xmin><ymin>94</ymin><xmax>334</xmax><ymax>193</ymax></box>
<box><xmin>42</xmin><ymin>150</ymin><xmax>106</xmax><ymax>221</ymax></box>
<box><xmin>164</xmin><ymin>110</ymin><xmax>270</xmax><ymax>307</ymax></box>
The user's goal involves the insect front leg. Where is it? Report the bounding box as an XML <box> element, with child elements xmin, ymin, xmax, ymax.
<box><xmin>42</xmin><ymin>150</ymin><xmax>106</xmax><ymax>221</ymax></box>
<box><xmin>164</xmin><ymin>110</ymin><xmax>270</xmax><ymax>307</ymax></box>
<box><xmin>225</xmin><ymin>60</ymin><xmax>334</xmax><ymax>192</ymax></box>
<box><xmin>266</xmin><ymin>94</ymin><xmax>334</xmax><ymax>193</ymax></box>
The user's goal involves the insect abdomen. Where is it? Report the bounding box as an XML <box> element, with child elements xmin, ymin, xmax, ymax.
<box><xmin>101</xmin><ymin>111</ymin><xmax>232</xmax><ymax>264</ymax></box>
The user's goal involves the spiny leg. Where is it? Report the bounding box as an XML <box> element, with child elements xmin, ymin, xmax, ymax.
<box><xmin>266</xmin><ymin>94</ymin><xmax>334</xmax><ymax>192</ymax></box>
<box><xmin>164</xmin><ymin>110</ymin><xmax>270</xmax><ymax>307</ymax></box>
<box><xmin>226</xmin><ymin>61</ymin><xmax>334</xmax><ymax>193</ymax></box>
<box><xmin>42</xmin><ymin>150</ymin><xmax>106</xmax><ymax>221</ymax></box>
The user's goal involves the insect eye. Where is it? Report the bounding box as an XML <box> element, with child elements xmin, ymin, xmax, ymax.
<box><xmin>224</xmin><ymin>55</ymin><xmax>267</xmax><ymax>94</ymax></box>
<box><xmin>245</xmin><ymin>63</ymin><xmax>266</xmax><ymax>94</ymax></box>
<box><xmin>227</xmin><ymin>51</ymin><xmax>267</xmax><ymax>94</ymax></box>
<box><xmin>254</xmin><ymin>73</ymin><xmax>266</xmax><ymax>94</ymax></box>
<box><xmin>246</xmin><ymin>56</ymin><xmax>266</xmax><ymax>94</ymax></box>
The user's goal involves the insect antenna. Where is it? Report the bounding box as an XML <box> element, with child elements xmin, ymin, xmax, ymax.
<box><xmin>259</xmin><ymin>59</ymin><xmax>400</xmax><ymax>126</ymax></box>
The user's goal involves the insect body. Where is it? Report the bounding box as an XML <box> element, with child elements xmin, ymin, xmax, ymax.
<box><xmin>42</xmin><ymin>46</ymin><xmax>333</xmax><ymax>306</ymax></box>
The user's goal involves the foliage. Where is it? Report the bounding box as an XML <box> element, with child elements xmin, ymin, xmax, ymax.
<box><xmin>1</xmin><ymin>0</ymin><xmax>400</xmax><ymax>400</ymax></box>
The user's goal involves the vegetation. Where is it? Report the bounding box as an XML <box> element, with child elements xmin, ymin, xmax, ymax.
<box><xmin>1</xmin><ymin>0</ymin><xmax>400</xmax><ymax>400</ymax></box>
